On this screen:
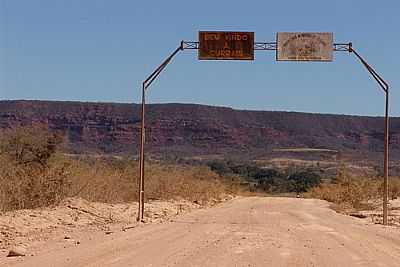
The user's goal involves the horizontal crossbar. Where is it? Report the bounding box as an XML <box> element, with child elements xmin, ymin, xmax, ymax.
<box><xmin>254</xmin><ymin>42</ymin><xmax>277</xmax><ymax>50</ymax></box>
<box><xmin>182</xmin><ymin>41</ymin><xmax>352</xmax><ymax>52</ymax></box>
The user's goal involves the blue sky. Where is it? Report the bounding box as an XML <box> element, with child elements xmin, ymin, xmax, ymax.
<box><xmin>1</xmin><ymin>0</ymin><xmax>399</xmax><ymax>116</ymax></box>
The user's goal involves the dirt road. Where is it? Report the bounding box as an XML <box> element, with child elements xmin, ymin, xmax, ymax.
<box><xmin>3</xmin><ymin>197</ymin><xmax>400</xmax><ymax>267</ymax></box>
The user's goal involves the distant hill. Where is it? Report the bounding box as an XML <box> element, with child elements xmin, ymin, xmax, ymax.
<box><xmin>0</xmin><ymin>100</ymin><xmax>399</xmax><ymax>163</ymax></box>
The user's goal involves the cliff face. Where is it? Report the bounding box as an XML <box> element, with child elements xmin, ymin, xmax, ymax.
<box><xmin>0</xmin><ymin>100</ymin><xmax>399</xmax><ymax>161</ymax></box>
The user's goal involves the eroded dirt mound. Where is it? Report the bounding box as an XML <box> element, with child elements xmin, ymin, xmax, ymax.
<box><xmin>357</xmin><ymin>199</ymin><xmax>400</xmax><ymax>226</ymax></box>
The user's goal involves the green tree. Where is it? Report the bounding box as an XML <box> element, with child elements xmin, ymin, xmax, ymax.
<box><xmin>287</xmin><ymin>170</ymin><xmax>321</xmax><ymax>193</ymax></box>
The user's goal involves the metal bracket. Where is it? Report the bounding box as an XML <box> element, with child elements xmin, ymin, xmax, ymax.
<box><xmin>334</xmin><ymin>43</ymin><xmax>352</xmax><ymax>52</ymax></box>
<box><xmin>254</xmin><ymin>42</ymin><xmax>277</xmax><ymax>51</ymax></box>
<box><xmin>182</xmin><ymin>41</ymin><xmax>199</xmax><ymax>50</ymax></box>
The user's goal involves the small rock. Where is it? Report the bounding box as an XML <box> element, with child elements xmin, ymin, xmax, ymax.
<box><xmin>349</xmin><ymin>213</ymin><xmax>367</xmax><ymax>219</ymax></box>
<box><xmin>64</xmin><ymin>235</ymin><xmax>71</xmax><ymax>240</ymax></box>
<box><xmin>75</xmin><ymin>241</ymin><xmax>80</xmax><ymax>245</ymax></box>
<box><xmin>7</xmin><ymin>246</ymin><xmax>26</xmax><ymax>257</ymax></box>
<box><xmin>122</xmin><ymin>225</ymin><xmax>136</xmax><ymax>231</ymax></box>
<box><xmin>105</xmin><ymin>231</ymin><xmax>113</xmax><ymax>235</ymax></box>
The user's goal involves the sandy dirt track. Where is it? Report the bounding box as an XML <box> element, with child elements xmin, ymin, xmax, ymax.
<box><xmin>3</xmin><ymin>197</ymin><xmax>400</xmax><ymax>267</ymax></box>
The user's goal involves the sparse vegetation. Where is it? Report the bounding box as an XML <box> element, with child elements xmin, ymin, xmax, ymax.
<box><xmin>2</xmin><ymin>126</ymin><xmax>397</xmax><ymax>215</ymax></box>
<box><xmin>0</xmin><ymin>126</ymin><xmax>70</xmax><ymax>211</ymax></box>
<box><xmin>207</xmin><ymin>160</ymin><xmax>322</xmax><ymax>194</ymax></box>
<box><xmin>306</xmin><ymin>167</ymin><xmax>400</xmax><ymax>210</ymax></box>
<box><xmin>0</xmin><ymin>126</ymin><xmax>240</xmax><ymax>212</ymax></box>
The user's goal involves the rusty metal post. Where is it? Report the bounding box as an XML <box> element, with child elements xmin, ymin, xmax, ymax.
<box><xmin>137</xmin><ymin>82</ymin><xmax>146</xmax><ymax>222</ymax></box>
<box><xmin>383</xmin><ymin>89</ymin><xmax>389</xmax><ymax>225</ymax></box>
<box><xmin>136</xmin><ymin>43</ymin><xmax>183</xmax><ymax>222</ymax></box>
<box><xmin>349</xmin><ymin>44</ymin><xmax>390</xmax><ymax>225</ymax></box>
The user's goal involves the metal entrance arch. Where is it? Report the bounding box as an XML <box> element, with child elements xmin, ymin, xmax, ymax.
<box><xmin>136</xmin><ymin>33</ymin><xmax>390</xmax><ymax>225</ymax></box>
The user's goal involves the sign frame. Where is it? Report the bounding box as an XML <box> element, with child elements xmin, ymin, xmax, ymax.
<box><xmin>276</xmin><ymin>32</ymin><xmax>334</xmax><ymax>62</ymax></box>
<box><xmin>198</xmin><ymin>31</ymin><xmax>254</xmax><ymax>61</ymax></box>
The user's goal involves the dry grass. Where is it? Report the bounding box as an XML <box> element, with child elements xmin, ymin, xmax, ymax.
<box><xmin>145</xmin><ymin>163</ymin><xmax>239</xmax><ymax>203</ymax></box>
<box><xmin>66</xmin><ymin>158</ymin><xmax>239</xmax><ymax>205</ymax></box>
<box><xmin>0</xmin><ymin>126</ymin><xmax>239</xmax><ymax>212</ymax></box>
<box><xmin>0</xmin><ymin>126</ymin><xmax>70</xmax><ymax>211</ymax></box>
<box><xmin>0</xmin><ymin>155</ymin><xmax>238</xmax><ymax>212</ymax></box>
<box><xmin>65</xmin><ymin>157</ymin><xmax>137</xmax><ymax>204</ymax></box>
<box><xmin>306</xmin><ymin>167</ymin><xmax>400</xmax><ymax>210</ymax></box>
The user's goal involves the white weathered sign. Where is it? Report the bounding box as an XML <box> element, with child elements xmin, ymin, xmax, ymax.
<box><xmin>277</xmin><ymin>32</ymin><xmax>333</xmax><ymax>61</ymax></box>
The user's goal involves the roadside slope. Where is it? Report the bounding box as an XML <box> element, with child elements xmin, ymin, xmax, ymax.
<box><xmin>3</xmin><ymin>197</ymin><xmax>400</xmax><ymax>267</ymax></box>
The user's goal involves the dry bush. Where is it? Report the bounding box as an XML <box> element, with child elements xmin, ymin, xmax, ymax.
<box><xmin>66</xmin><ymin>157</ymin><xmax>138</xmax><ymax>203</ymax></box>
<box><xmin>306</xmin><ymin>167</ymin><xmax>400</xmax><ymax>210</ymax></box>
<box><xmin>68</xmin><ymin>159</ymin><xmax>238</xmax><ymax>205</ymax></box>
<box><xmin>389</xmin><ymin>177</ymin><xmax>400</xmax><ymax>200</ymax></box>
<box><xmin>0</xmin><ymin>126</ymin><xmax>239</xmax><ymax>212</ymax></box>
<box><xmin>0</xmin><ymin>126</ymin><xmax>70</xmax><ymax>211</ymax></box>
<box><xmin>145</xmin><ymin>164</ymin><xmax>235</xmax><ymax>203</ymax></box>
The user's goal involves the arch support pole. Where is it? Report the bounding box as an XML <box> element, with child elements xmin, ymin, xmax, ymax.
<box><xmin>137</xmin><ymin>42</ymin><xmax>183</xmax><ymax>222</ymax></box>
<box><xmin>349</xmin><ymin>44</ymin><xmax>390</xmax><ymax>225</ymax></box>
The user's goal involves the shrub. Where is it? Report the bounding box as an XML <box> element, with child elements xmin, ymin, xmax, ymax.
<box><xmin>207</xmin><ymin>160</ymin><xmax>231</xmax><ymax>176</ymax></box>
<box><xmin>0</xmin><ymin>126</ymin><xmax>70</xmax><ymax>211</ymax></box>
<box><xmin>0</xmin><ymin>127</ymin><xmax>240</xmax><ymax>212</ymax></box>
<box><xmin>305</xmin><ymin>167</ymin><xmax>400</xmax><ymax>209</ymax></box>
<box><xmin>207</xmin><ymin>160</ymin><xmax>322</xmax><ymax>194</ymax></box>
<box><xmin>287</xmin><ymin>170</ymin><xmax>321</xmax><ymax>193</ymax></box>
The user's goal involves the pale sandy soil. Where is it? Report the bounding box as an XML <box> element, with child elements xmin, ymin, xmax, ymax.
<box><xmin>0</xmin><ymin>197</ymin><xmax>206</xmax><ymax>261</ymax></box>
<box><xmin>1</xmin><ymin>197</ymin><xmax>400</xmax><ymax>267</ymax></box>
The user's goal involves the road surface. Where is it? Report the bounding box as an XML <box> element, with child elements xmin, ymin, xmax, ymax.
<box><xmin>4</xmin><ymin>197</ymin><xmax>400</xmax><ymax>267</ymax></box>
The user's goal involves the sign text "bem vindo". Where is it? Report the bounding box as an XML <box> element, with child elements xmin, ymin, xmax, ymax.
<box><xmin>199</xmin><ymin>31</ymin><xmax>254</xmax><ymax>60</ymax></box>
